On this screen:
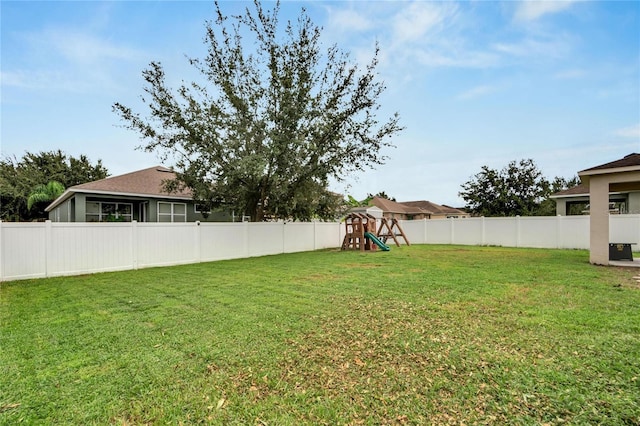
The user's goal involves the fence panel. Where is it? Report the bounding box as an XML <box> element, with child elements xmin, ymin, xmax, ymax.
<box><xmin>316</xmin><ymin>222</ymin><xmax>342</xmax><ymax>249</ymax></box>
<box><xmin>283</xmin><ymin>223</ymin><xmax>315</xmax><ymax>253</ymax></box>
<box><xmin>200</xmin><ymin>223</ymin><xmax>248</xmax><ymax>262</ymax></box>
<box><xmin>399</xmin><ymin>220</ymin><xmax>426</xmax><ymax>244</ymax></box>
<box><xmin>1</xmin><ymin>223</ymin><xmax>47</xmax><ymax>280</ymax></box>
<box><xmin>48</xmin><ymin>223</ymin><xmax>134</xmax><ymax>276</ymax></box>
<box><xmin>559</xmin><ymin>216</ymin><xmax>589</xmax><ymax>249</ymax></box>
<box><xmin>425</xmin><ymin>220</ymin><xmax>453</xmax><ymax>244</ymax></box>
<box><xmin>247</xmin><ymin>222</ymin><xmax>284</xmax><ymax>257</ymax></box>
<box><xmin>136</xmin><ymin>223</ymin><xmax>199</xmax><ymax>268</ymax></box>
<box><xmin>452</xmin><ymin>218</ymin><xmax>484</xmax><ymax>245</ymax></box>
<box><xmin>518</xmin><ymin>217</ymin><xmax>558</xmax><ymax>248</ymax></box>
<box><xmin>610</xmin><ymin>214</ymin><xmax>640</xmax><ymax>244</ymax></box>
<box><xmin>482</xmin><ymin>217</ymin><xmax>517</xmax><ymax>247</ymax></box>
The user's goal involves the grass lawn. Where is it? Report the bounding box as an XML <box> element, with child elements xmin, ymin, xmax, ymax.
<box><xmin>1</xmin><ymin>245</ymin><xmax>639</xmax><ymax>425</ymax></box>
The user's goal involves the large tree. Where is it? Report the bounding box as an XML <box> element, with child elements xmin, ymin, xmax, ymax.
<box><xmin>535</xmin><ymin>175</ymin><xmax>581</xmax><ymax>216</ymax></box>
<box><xmin>459</xmin><ymin>159</ymin><xmax>578</xmax><ymax>217</ymax></box>
<box><xmin>0</xmin><ymin>151</ymin><xmax>108</xmax><ymax>221</ymax></box>
<box><xmin>113</xmin><ymin>1</ymin><xmax>402</xmax><ymax>221</ymax></box>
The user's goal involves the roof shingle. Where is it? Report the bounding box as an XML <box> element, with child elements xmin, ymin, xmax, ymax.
<box><xmin>401</xmin><ymin>200</ymin><xmax>466</xmax><ymax>215</ymax></box>
<box><xmin>369</xmin><ymin>197</ymin><xmax>467</xmax><ymax>216</ymax></box>
<box><xmin>580</xmin><ymin>153</ymin><xmax>640</xmax><ymax>174</ymax></box>
<box><xmin>71</xmin><ymin>166</ymin><xmax>192</xmax><ymax>198</ymax></box>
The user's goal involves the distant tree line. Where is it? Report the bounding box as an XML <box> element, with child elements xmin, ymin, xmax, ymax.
<box><xmin>459</xmin><ymin>159</ymin><xmax>580</xmax><ymax>217</ymax></box>
<box><xmin>0</xmin><ymin>151</ymin><xmax>109</xmax><ymax>221</ymax></box>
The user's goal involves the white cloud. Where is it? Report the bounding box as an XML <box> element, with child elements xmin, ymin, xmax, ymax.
<box><xmin>554</xmin><ymin>68</ymin><xmax>586</xmax><ymax>79</ymax></box>
<box><xmin>0</xmin><ymin>70</ymin><xmax>86</xmax><ymax>92</ymax></box>
<box><xmin>514</xmin><ymin>0</ymin><xmax>578</xmax><ymax>22</ymax></box>
<box><xmin>3</xmin><ymin>27</ymin><xmax>147</xmax><ymax>95</ymax></box>
<box><xmin>614</xmin><ymin>124</ymin><xmax>640</xmax><ymax>139</ymax></box>
<box><xmin>456</xmin><ymin>85</ymin><xmax>497</xmax><ymax>100</ymax></box>
<box><xmin>376</xmin><ymin>2</ymin><xmax>503</xmax><ymax>71</ymax></box>
<box><xmin>27</xmin><ymin>28</ymin><xmax>142</xmax><ymax>65</ymax></box>
<box><xmin>392</xmin><ymin>2</ymin><xmax>458</xmax><ymax>43</ymax></box>
<box><xmin>492</xmin><ymin>35</ymin><xmax>571</xmax><ymax>59</ymax></box>
<box><xmin>325</xmin><ymin>8</ymin><xmax>373</xmax><ymax>33</ymax></box>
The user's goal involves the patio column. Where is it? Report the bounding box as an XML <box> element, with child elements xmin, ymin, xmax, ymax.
<box><xmin>589</xmin><ymin>176</ymin><xmax>609</xmax><ymax>265</ymax></box>
<box><xmin>555</xmin><ymin>199</ymin><xmax>567</xmax><ymax>216</ymax></box>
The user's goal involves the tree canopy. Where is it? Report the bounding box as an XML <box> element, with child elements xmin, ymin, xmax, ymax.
<box><xmin>0</xmin><ymin>151</ymin><xmax>108</xmax><ymax>221</ymax></box>
<box><xmin>459</xmin><ymin>159</ymin><xmax>579</xmax><ymax>217</ymax></box>
<box><xmin>113</xmin><ymin>1</ymin><xmax>402</xmax><ymax>221</ymax></box>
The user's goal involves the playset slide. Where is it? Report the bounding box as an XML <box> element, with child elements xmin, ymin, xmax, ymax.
<box><xmin>364</xmin><ymin>232</ymin><xmax>391</xmax><ymax>251</ymax></box>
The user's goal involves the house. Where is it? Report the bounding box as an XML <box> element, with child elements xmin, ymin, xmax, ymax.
<box><xmin>551</xmin><ymin>153</ymin><xmax>640</xmax><ymax>215</ymax></box>
<box><xmin>401</xmin><ymin>200</ymin><xmax>470</xmax><ymax>219</ymax></box>
<box><xmin>572</xmin><ymin>152</ymin><xmax>640</xmax><ymax>265</ymax></box>
<box><xmin>45</xmin><ymin>166</ymin><xmax>233</xmax><ymax>222</ymax></box>
<box><xmin>368</xmin><ymin>196</ymin><xmax>469</xmax><ymax>220</ymax></box>
<box><xmin>369</xmin><ymin>197</ymin><xmax>427</xmax><ymax>220</ymax></box>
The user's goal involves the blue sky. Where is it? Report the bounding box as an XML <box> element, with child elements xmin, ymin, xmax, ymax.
<box><xmin>2</xmin><ymin>1</ymin><xmax>639</xmax><ymax>206</ymax></box>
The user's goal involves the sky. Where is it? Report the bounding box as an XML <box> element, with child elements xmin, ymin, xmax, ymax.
<box><xmin>2</xmin><ymin>0</ymin><xmax>639</xmax><ymax>207</ymax></box>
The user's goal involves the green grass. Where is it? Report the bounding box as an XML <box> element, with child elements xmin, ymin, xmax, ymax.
<box><xmin>1</xmin><ymin>245</ymin><xmax>639</xmax><ymax>425</ymax></box>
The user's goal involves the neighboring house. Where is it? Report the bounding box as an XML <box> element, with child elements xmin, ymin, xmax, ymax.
<box><xmin>45</xmin><ymin>166</ymin><xmax>233</xmax><ymax>222</ymax></box>
<box><xmin>551</xmin><ymin>153</ymin><xmax>640</xmax><ymax>215</ymax></box>
<box><xmin>401</xmin><ymin>200</ymin><xmax>470</xmax><ymax>219</ymax></box>
<box><xmin>368</xmin><ymin>196</ymin><xmax>469</xmax><ymax>220</ymax></box>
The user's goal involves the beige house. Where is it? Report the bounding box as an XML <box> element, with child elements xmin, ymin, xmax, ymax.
<box><xmin>551</xmin><ymin>181</ymin><xmax>640</xmax><ymax>215</ymax></box>
<box><xmin>369</xmin><ymin>196</ymin><xmax>469</xmax><ymax>220</ymax></box>
<box><xmin>570</xmin><ymin>153</ymin><xmax>640</xmax><ymax>265</ymax></box>
<box><xmin>402</xmin><ymin>200</ymin><xmax>470</xmax><ymax>219</ymax></box>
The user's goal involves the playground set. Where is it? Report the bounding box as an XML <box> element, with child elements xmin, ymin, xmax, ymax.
<box><xmin>341</xmin><ymin>213</ymin><xmax>410</xmax><ymax>252</ymax></box>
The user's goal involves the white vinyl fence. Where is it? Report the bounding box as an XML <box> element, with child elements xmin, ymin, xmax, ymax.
<box><xmin>0</xmin><ymin>221</ymin><xmax>341</xmax><ymax>282</ymax></box>
<box><xmin>2</xmin><ymin>215</ymin><xmax>639</xmax><ymax>282</ymax></box>
<box><xmin>399</xmin><ymin>215</ymin><xmax>640</xmax><ymax>249</ymax></box>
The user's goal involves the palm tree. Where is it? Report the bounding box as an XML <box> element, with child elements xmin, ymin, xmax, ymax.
<box><xmin>27</xmin><ymin>181</ymin><xmax>65</xmax><ymax>210</ymax></box>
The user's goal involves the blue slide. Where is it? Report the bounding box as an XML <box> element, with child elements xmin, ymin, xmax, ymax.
<box><xmin>364</xmin><ymin>232</ymin><xmax>391</xmax><ymax>251</ymax></box>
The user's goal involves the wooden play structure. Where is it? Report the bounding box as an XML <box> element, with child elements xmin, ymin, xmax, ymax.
<box><xmin>377</xmin><ymin>217</ymin><xmax>411</xmax><ymax>247</ymax></box>
<box><xmin>341</xmin><ymin>213</ymin><xmax>410</xmax><ymax>251</ymax></box>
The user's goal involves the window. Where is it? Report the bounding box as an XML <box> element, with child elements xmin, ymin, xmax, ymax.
<box><xmin>194</xmin><ymin>203</ymin><xmax>211</xmax><ymax>214</ymax></box>
<box><xmin>157</xmin><ymin>202</ymin><xmax>187</xmax><ymax>222</ymax></box>
<box><xmin>86</xmin><ymin>202</ymin><xmax>133</xmax><ymax>222</ymax></box>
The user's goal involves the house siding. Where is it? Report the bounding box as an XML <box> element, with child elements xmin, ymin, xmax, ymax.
<box><xmin>75</xmin><ymin>193</ymin><xmax>87</xmax><ymax>221</ymax></box>
<box><xmin>630</xmin><ymin>192</ymin><xmax>640</xmax><ymax>214</ymax></box>
<box><xmin>49</xmin><ymin>194</ymin><xmax>232</xmax><ymax>223</ymax></box>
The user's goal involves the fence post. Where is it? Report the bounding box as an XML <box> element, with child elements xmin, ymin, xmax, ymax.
<box><xmin>556</xmin><ymin>215</ymin><xmax>562</xmax><ymax>249</ymax></box>
<box><xmin>450</xmin><ymin>218</ymin><xmax>455</xmax><ymax>244</ymax></box>
<box><xmin>516</xmin><ymin>216</ymin><xmax>521</xmax><ymax>248</ymax></box>
<box><xmin>481</xmin><ymin>216</ymin><xmax>486</xmax><ymax>246</ymax></box>
<box><xmin>423</xmin><ymin>218</ymin><xmax>428</xmax><ymax>244</ymax></box>
<box><xmin>0</xmin><ymin>221</ymin><xmax>3</xmax><ymax>281</ymax></box>
<box><xmin>282</xmin><ymin>222</ymin><xmax>286</xmax><ymax>254</ymax></box>
<box><xmin>132</xmin><ymin>221</ymin><xmax>139</xmax><ymax>270</ymax></box>
<box><xmin>313</xmin><ymin>221</ymin><xmax>317</xmax><ymax>250</ymax></box>
<box><xmin>244</xmin><ymin>221</ymin><xmax>250</xmax><ymax>258</ymax></box>
<box><xmin>45</xmin><ymin>220</ymin><xmax>53</xmax><ymax>277</ymax></box>
<box><xmin>195</xmin><ymin>221</ymin><xmax>201</xmax><ymax>263</ymax></box>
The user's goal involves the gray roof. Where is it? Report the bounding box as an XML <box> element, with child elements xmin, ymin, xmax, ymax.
<box><xmin>46</xmin><ymin>166</ymin><xmax>191</xmax><ymax>211</ymax></box>
<box><xmin>550</xmin><ymin>183</ymin><xmax>589</xmax><ymax>198</ymax></box>
<box><xmin>579</xmin><ymin>153</ymin><xmax>640</xmax><ymax>175</ymax></box>
<box><xmin>402</xmin><ymin>200</ymin><xmax>467</xmax><ymax>215</ymax></box>
<box><xmin>370</xmin><ymin>196</ymin><xmax>467</xmax><ymax>216</ymax></box>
